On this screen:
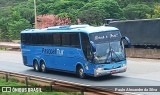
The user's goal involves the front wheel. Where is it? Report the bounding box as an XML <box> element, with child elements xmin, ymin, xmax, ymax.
<box><xmin>40</xmin><ymin>61</ymin><xmax>47</xmax><ymax>73</ymax></box>
<box><xmin>77</xmin><ymin>66</ymin><xmax>85</xmax><ymax>79</ymax></box>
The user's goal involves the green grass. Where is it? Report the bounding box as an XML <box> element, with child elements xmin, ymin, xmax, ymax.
<box><xmin>0</xmin><ymin>48</ymin><xmax>8</xmax><ymax>51</ymax></box>
<box><xmin>0</xmin><ymin>79</ymin><xmax>24</xmax><ymax>86</ymax></box>
<box><xmin>0</xmin><ymin>92</ymin><xmax>76</xmax><ymax>95</ymax></box>
<box><xmin>0</xmin><ymin>79</ymin><xmax>81</xmax><ymax>95</ymax></box>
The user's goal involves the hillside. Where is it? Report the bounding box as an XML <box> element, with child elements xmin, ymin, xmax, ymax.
<box><xmin>0</xmin><ymin>0</ymin><xmax>26</xmax><ymax>8</ymax></box>
<box><xmin>0</xmin><ymin>0</ymin><xmax>160</xmax><ymax>40</ymax></box>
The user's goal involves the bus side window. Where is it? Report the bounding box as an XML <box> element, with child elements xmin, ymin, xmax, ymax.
<box><xmin>45</xmin><ymin>33</ymin><xmax>53</xmax><ymax>45</ymax></box>
<box><xmin>40</xmin><ymin>33</ymin><xmax>45</xmax><ymax>45</ymax></box>
<box><xmin>31</xmin><ymin>33</ymin><xmax>35</xmax><ymax>45</ymax></box>
<box><xmin>81</xmin><ymin>33</ymin><xmax>91</xmax><ymax>60</ymax></box>
<box><xmin>70</xmin><ymin>33</ymin><xmax>80</xmax><ymax>48</ymax></box>
<box><xmin>21</xmin><ymin>34</ymin><xmax>26</xmax><ymax>44</ymax></box>
<box><xmin>53</xmin><ymin>33</ymin><xmax>61</xmax><ymax>46</ymax></box>
<box><xmin>62</xmin><ymin>33</ymin><xmax>70</xmax><ymax>46</ymax></box>
<box><xmin>27</xmin><ymin>33</ymin><xmax>32</xmax><ymax>45</ymax></box>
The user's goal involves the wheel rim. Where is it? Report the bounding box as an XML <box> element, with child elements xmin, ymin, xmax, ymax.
<box><xmin>79</xmin><ymin>68</ymin><xmax>84</xmax><ymax>78</ymax></box>
<box><xmin>34</xmin><ymin>62</ymin><xmax>39</xmax><ymax>71</ymax></box>
<box><xmin>41</xmin><ymin>63</ymin><xmax>45</xmax><ymax>72</ymax></box>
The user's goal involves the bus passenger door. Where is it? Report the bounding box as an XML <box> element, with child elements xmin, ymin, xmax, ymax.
<box><xmin>80</xmin><ymin>33</ymin><xmax>94</xmax><ymax>74</ymax></box>
<box><xmin>81</xmin><ymin>33</ymin><xmax>92</xmax><ymax>61</ymax></box>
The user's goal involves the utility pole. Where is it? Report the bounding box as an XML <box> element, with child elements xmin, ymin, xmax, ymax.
<box><xmin>34</xmin><ymin>0</ymin><xmax>37</xmax><ymax>29</ymax></box>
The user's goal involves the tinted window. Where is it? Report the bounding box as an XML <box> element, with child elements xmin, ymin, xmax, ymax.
<box><xmin>53</xmin><ymin>33</ymin><xmax>61</xmax><ymax>46</ymax></box>
<box><xmin>31</xmin><ymin>33</ymin><xmax>37</xmax><ymax>44</ymax></box>
<box><xmin>21</xmin><ymin>34</ymin><xmax>25</xmax><ymax>44</ymax></box>
<box><xmin>21</xmin><ymin>32</ymin><xmax>81</xmax><ymax>48</ymax></box>
<box><xmin>44</xmin><ymin>33</ymin><xmax>53</xmax><ymax>45</ymax></box>
<box><xmin>37</xmin><ymin>33</ymin><xmax>44</xmax><ymax>45</ymax></box>
<box><xmin>27</xmin><ymin>34</ymin><xmax>31</xmax><ymax>44</ymax></box>
<box><xmin>62</xmin><ymin>33</ymin><xmax>70</xmax><ymax>46</ymax></box>
<box><xmin>70</xmin><ymin>33</ymin><xmax>80</xmax><ymax>48</ymax></box>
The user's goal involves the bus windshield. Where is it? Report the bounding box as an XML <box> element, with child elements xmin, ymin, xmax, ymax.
<box><xmin>94</xmin><ymin>41</ymin><xmax>125</xmax><ymax>63</ymax></box>
<box><xmin>89</xmin><ymin>30</ymin><xmax>125</xmax><ymax>63</ymax></box>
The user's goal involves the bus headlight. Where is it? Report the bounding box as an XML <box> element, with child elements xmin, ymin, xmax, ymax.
<box><xmin>121</xmin><ymin>64</ymin><xmax>126</xmax><ymax>67</ymax></box>
<box><xmin>95</xmin><ymin>68</ymin><xmax>104</xmax><ymax>70</ymax></box>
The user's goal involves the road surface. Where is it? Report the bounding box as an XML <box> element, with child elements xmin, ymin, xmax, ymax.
<box><xmin>0</xmin><ymin>51</ymin><xmax>160</xmax><ymax>95</ymax></box>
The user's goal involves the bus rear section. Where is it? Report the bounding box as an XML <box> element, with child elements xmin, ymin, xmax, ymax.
<box><xmin>21</xmin><ymin>25</ymin><xmax>130</xmax><ymax>78</ymax></box>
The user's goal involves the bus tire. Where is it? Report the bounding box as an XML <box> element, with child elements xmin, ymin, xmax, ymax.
<box><xmin>40</xmin><ymin>61</ymin><xmax>47</xmax><ymax>73</ymax></box>
<box><xmin>77</xmin><ymin>66</ymin><xmax>85</xmax><ymax>79</ymax></box>
<box><xmin>33</xmin><ymin>60</ymin><xmax>40</xmax><ymax>72</ymax></box>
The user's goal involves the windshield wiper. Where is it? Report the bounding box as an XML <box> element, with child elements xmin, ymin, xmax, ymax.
<box><xmin>105</xmin><ymin>48</ymin><xmax>122</xmax><ymax>63</ymax></box>
<box><xmin>105</xmin><ymin>49</ymin><xmax>112</xmax><ymax>63</ymax></box>
<box><xmin>111</xmin><ymin>49</ymin><xmax>122</xmax><ymax>62</ymax></box>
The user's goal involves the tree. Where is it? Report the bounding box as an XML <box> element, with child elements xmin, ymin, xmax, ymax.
<box><xmin>123</xmin><ymin>4</ymin><xmax>152</xmax><ymax>19</ymax></box>
<box><xmin>8</xmin><ymin>19</ymin><xmax>31</xmax><ymax>40</ymax></box>
<box><xmin>0</xmin><ymin>10</ymin><xmax>31</xmax><ymax>40</ymax></box>
<box><xmin>117</xmin><ymin>0</ymin><xmax>160</xmax><ymax>8</ymax></box>
<box><xmin>0</xmin><ymin>18</ymin><xmax>10</xmax><ymax>40</ymax></box>
<box><xmin>147</xmin><ymin>4</ymin><xmax>160</xmax><ymax>18</ymax></box>
<box><xmin>13</xmin><ymin>4</ymin><xmax>34</xmax><ymax>25</ymax></box>
<box><xmin>78</xmin><ymin>7</ymin><xmax>108</xmax><ymax>25</ymax></box>
<box><xmin>79</xmin><ymin>0</ymin><xmax>122</xmax><ymax>25</ymax></box>
<box><xmin>37</xmin><ymin>14</ymin><xmax>72</xmax><ymax>28</ymax></box>
<box><xmin>7</xmin><ymin>11</ymin><xmax>31</xmax><ymax>40</ymax></box>
<box><xmin>0</xmin><ymin>7</ymin><xmax>12</xmax><ymax>40</ymax></box>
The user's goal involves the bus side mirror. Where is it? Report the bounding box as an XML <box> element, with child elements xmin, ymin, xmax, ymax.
<box><xmin>90</xmin><ymin>41</ymin><xmax>96</xmax><ymax>63</ymax></box>
<box><xmin>121</xmin><ymin>36</ymin><xmax>131</xmax><ymax>48</ymax></box>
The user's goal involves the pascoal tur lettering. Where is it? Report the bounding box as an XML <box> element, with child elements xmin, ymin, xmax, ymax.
<box><xmin>42</xmin><ymin>48</ymin><xmax>56</xmax><ymax>54</ymax></box>
<box><xmin>42</xmin><ymin>48</ymin><xmax>64</xmax><ymax>55</ymax></box>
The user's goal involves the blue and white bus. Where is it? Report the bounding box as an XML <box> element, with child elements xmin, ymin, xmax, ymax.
<box><xmin>21</xmin><ymin>25</ymin><xmax>130</xmax><ymax>78</ymax></box>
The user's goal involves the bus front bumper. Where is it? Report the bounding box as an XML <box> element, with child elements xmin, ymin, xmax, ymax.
<box><xmin>94</xmin><ymin>66</ymin><xmax>127</xmax><ymax>77</ymax></box>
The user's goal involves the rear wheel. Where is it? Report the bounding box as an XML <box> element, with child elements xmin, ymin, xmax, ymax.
<box><xmin>40</xmin><ymin>61</ymin><xmax>47</xmax><ymax>73</ymax></box>
<box><xmin>77</xmin><ymin>66</ymin><xmax>85</xmax><ymax>79</ymax></box>
<box><xmin>33</xmin><ymin>60</ymin><xmax>40</xmax><ymax>72</ymax></box>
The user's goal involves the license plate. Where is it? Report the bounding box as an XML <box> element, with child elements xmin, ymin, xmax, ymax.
<box><xmin>110</xmin><ymin>70</ymin><xmax>116</xmax><ymax>74</ymax></box>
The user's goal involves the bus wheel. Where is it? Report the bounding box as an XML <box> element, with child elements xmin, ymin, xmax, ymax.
<box><xmin>33</xmin><ymin>60</ymin><xmax>40</xmax><ymax>72</ymax></box>
<box><xmin>40</xmin><ymin>61</ymin><xmax>47</xmax><ymax>73</ymax></box>
<box><xmin>77</xmin><ymin>66</ymin><xmax>85</xmax><ymax>79</ymax></box>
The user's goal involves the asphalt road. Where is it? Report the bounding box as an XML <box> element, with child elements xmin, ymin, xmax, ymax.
<box><xmin>0</xmin><ymin>51</ymin><xmax>160</xmax><ymax>95</ymax></box>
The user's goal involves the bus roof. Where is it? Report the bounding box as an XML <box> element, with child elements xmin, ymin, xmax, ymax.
<box><xmin>21</xmin><ymin>24</ymin><xmax>119</xmax><ymax>34</ymax></box>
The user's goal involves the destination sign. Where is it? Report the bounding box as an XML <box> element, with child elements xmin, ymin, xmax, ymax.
<box><xmin>89</xmin><ymin>31</ymin><xmax>121</xmax><ymax>44</ymax></box>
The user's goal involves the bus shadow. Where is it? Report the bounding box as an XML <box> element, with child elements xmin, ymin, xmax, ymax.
<box><xmin>25</xmin><ymin>69</ymin><xmax>77</xmax><ymax>78</ymax></box>
<box><xmin>24</xmin><ymin>69</ymin><xmax>124</xmax><ymax>81</ymax></box>
<box><xmin>86</xmin><ymin>75</ymin><xmax>124</xmax><ymax>81</ymax></box>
